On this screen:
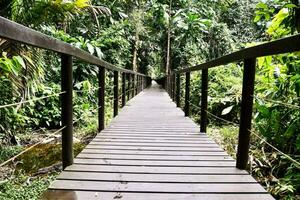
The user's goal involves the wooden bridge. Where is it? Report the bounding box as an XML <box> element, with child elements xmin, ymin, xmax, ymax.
<box><xmin>2</xmin><ymin>17</ymin><xmax>300</xmax><ymax>200</ymax></box>
<box><xmin>43</xmin><ymin>82</ymin><xmax>274</xmax><ymax>200</ymax></box>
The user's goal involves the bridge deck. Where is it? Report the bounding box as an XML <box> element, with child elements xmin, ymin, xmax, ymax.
<box><xmin>43</xmin><ymin>83</ymin><xmax>274</xmax><ymax>200</ymax></box>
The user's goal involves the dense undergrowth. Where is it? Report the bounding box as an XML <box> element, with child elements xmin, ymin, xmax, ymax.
<box><xmin>0</xmin><ymin>113</ymin><xmax>100</xmax><ymax>199</ymax></box>
<box><xmin>0</xmin><ymin>0</ymin><xmax>300</xmax><ymax>199</ymax></box>
<box><xmin>0</xmin><ymin>172</ymin><xmax>57</xmax><ymax>200</ymax></box>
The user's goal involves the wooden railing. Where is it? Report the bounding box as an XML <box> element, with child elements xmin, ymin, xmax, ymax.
<box><xmin>0</xmin><ymin>17</ymin><xmax>151</xmax><ymax>169</ymax></box>
<box><xmin>163</xmin><ymin>34</ymin><xmax>300</xmax><ymax>170</ymax></box>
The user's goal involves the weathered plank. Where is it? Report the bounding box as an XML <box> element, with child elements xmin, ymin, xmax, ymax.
<box><xmin>64</xmin><ymin>164</ymin><xmax>248</xmax><ymax>174</ymax></box>
<box><xmin>81</xmin><ymin>149</ymin><xmax>228</xmax><ymax>156</ymax></box>
<box><xmin>73</xmin><ymin>159</ymin><xmax>236</xmax><ymax>167</ymax></box>
<box><xmin>95</xmin><ymin>135</ymin><xmax>213</xmax><ymax>141</ymax></box>
<box><xmin>56</xmin><ymin>171</ymin><xmax>256</xmax><ymax>183</ymax></box>
<box><xmin>85</xmin><ymin>145</ymin><xmax>224</xmax><ymax>152</ymax></box>
<box><xmin>49</xmin><ymin>180</ymin><xmax>268</xmax><ymax>193</ymax></box>
<box><xmin>91</xmin><ymin>138</ymin><xmax>216</xmax><ymax>143</ymax></box>
<box><xmin>43</xmin><ymin>191</ymin><xmax>274</xmax><ymax>200</ymax></box>
<box><xmin>88</xmin><ymin>141</ymin><xmax>220</xmax><ymax>147</ymax></box>
<box><xmin>76</xmin><ymin>153</ymin><xmax>233</xmax><ymax>161</ymax></box>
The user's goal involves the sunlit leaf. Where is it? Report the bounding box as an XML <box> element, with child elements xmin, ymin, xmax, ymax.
<box><xmin>221</xmin><ymin>105</ymin><xmax>234</xmax><ymax>115</ymax></box>
<box><xmin>86</xmin><ymin>43</ymin><xmax>95</xmax><ymax>55</ymax></box>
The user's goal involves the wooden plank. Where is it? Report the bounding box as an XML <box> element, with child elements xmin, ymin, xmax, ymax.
<box><xmin>95</xmin><ymin>136</ymin><xmax>213</xmax><ymax>141</ymax></box>
<box><xmin>49</xmin><ymin>180</ymin><xmax>268</xmax><ymax>193</ymax></box>
<box><xmin>100</xmin><ymin>130</ymin><xmax>203</xmax><ymax>134</ymax></box>
<box><xmin>85</xmin><ymin>145</ymin><xmax>224</xmax><ymax>152</ymax></box>
<box><xmin>89</xmin><ymin>141</ymin><xmax>220</xmax><ymax>147</ymax></box>
<box><xmin>76</xmin><ymin>153</ymin><xmax>233</xmax><ymax>161</ymax></box>
<box><xmin>91</xmin><ymin>138</ymin><xmax>216</xmax><ymax>144</ymax></box>
<box><xmin>42</xmin><ymin>190</ymin><xmax>275</xmax><ymax>200</ymax></box>
<box><xmin>65</xmin><ymin>164</ymin><xmax>248</xmax><ymax>174</ymax></box>
<box><xmin>74</xmin><ymin>158</ymin><xmax>236</xmax><ymax>167</ymax></box>
<box><xmin>81</xmin><ymin>149</ymin><xmax>228</xmax><ymax>156</ymax></box>
<box><xmin>107</xmin><ymin>126</ymin><xmax>199</xmax><ymax>129</ymax></box>
<box><xmin>96</xmin><ymin>133</ymin><xmax>210</xmax><ymax>138</ymax></box>
<box><xmin>57</xmin><ymin>172</ymin><xmax>256</xmax><ymax>183</ymax></box>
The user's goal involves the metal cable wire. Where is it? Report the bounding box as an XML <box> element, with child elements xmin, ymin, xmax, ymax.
<box><xmin>254</xmin><ymin>96</ymin><xmax>300</xmax><ymax>109</ymax></box>
<box><xmin>74</xmin><ymin>87</ymin><xmax>101</xmax><ymax>93</ymax></box>
<box><xmin>179</xmin><ymin>99</ymin><xmax>300</xmax><ymax>166</ymax></box>
<box><xmin>205</xmin><ymin>110</ymin><xmax>300</xmax><ymax>167</ymax></box>
<box><xmin>188</xmin><ymin>100</ymin><xmax>201</xmax><ymax>110</ymax></box>
<box><xmin>0</xmin><ymin>91</ymin><xmax>66</xmax><ymax>109</ymax></box>
<box><xmin>0</xmin><ymin>104</ymin><xmax>102</xmax><ymax>167</ymax></box>
<box><xmin>0</xmin><ymin>125</ymin><xmax>66</xmax><ymax>167</ymax></box>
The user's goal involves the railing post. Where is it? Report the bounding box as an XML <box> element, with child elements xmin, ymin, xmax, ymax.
<box><xmin>166</xmin><ymin>76</ymin><xmax>169</xmax><ymax>94</ymax></box>
<box><xmin>236</xmin><ymin>58</ymin><xmax>256</xmax><ymax>169</ymax></box>
<box><xmin>139</xmin><ymin>76</ymin><xmax>142</xmax><ymax>92</ymax></box>
<box><xmin>172</xmin><ymin>74</ymin><xmax>176</xmax><ymax>101</ymax></box>
<box><xmin>169</xmin><ymin>75</ymin><xmax>172</xmax><ymax>98</ymax></box>
<box><xmin>132</xmin><ymin>74</ymin><xmax>135</xmax><ymax>97</ymax></box>
<box><xmin>137</xmin><ymin>75</ymin><xmax>139</xmax><ymax>93</ymax></box>
<box><xmin>147</xmin><ymin>77</ymin><xmax>151</xmax><ymax>87</ymax></box>
<box><xmin>113</xmin><ymin>71</ymin><xmax>119</xmax><ymax>117</ymax></box>
<box><xmin>140</xmin><ymin>76</ymin><xmax>142</xmax><ymax>92</ymax></box>
<box><xmin>61</xmin><ymin>54</ymin><xmax>73</xmax><ymax>169</ymax></box>
<box><xmin>98</xmin><ymin>66</ymin><xmax>105</xmax><ymax>132</ymax></box>
<box><xmin>127</xmin><ymin>73</ymin><xmax>131</xmax><ymax>100</ymax></box>
<box><xmin>166</xmin><ymin>76</ymin><xmax>169</xmax><ymax>95</ymax></box>
<box><xmin>171</xmin><ymin>75</ymin><xmax>174</xmax><ymax>99</ymax></box>
<box><xmin>136</xmin><ymin>75</ymin><xmax>138</xmax><ymax>95</ymax></box>
<box><xmin>176</xmin><ymin>74</ymin><xmax>180</xmax><ymax>107</ymax></box>
<box><xmin>184</xmin><ymin>72</ymin><xmax>190</xmax><ymax>116</ymax></box>
<box><xmin>200</xmin><ymin>69</ymin><xmax>208</xmax><ymax>133</ymax></box>
<box><xmin>122</xmin><ymin>73</ymin><xmax>126</xmax><ymax>107</ymax></box>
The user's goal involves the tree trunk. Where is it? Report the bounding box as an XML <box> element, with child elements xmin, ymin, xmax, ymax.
<box><xmin>132</xmin><ymin>30</ymin><xmax>139</xmax><ymax>72</ymax></box>
<box><xmin>165</xmin><ymin>0</ymin><xmax>172</xmax><ymax>75</ymax></box>
<box><xmin>166</xmin><ymin>28</ymin><xmax>171</xmax><ymax>75</ymax></box>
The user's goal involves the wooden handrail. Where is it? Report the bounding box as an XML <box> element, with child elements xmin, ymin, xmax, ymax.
<box><xmin>175</xmin><ymin>34</ymin><xmax>300</xmax><ymax>74</ymax></box>
<box><xmin>0</xmin><ymin>16</ymin><xmax>152</xmax><ymax>169</ymax></box>
<box><xmin>0</xmin><ymin>16</ymin><xmax>145</xmax><ymax>76</ymax></box>
<box><xmin>164</xmin><ymin>34</ymin><xmax>300</xmax><ymax>170</ymax></box>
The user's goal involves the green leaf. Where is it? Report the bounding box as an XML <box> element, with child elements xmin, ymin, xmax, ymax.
<box><xmin>221</xmin><ymin>105</ymin><xmax>234</xmax><ymax>115</ymax></box>
<box><xmin>284</xmin><ymin>3</ymin><xmax>297</xmax><ymax>9</ymax></box>
<box><xmin>13</xmin><ymin>56</ymin><xmax>26</xmax><ymax>69</ymax></box>
<box><xmin>82</xmin><ymin>80</ymin><xmax>91</xmax><ymax>91</ymax></box>
<box><xmin>256</xmin><ymin>2</ymin><xmax>268</xmax><ymax>9</ymax></box>
<box><xmin>86</xmin><ymin>43</ymin><xmax>95</xmax><ymax>55</ymax></box>
<box><xmin>267</xmin><ymin>8</ymin><xmax>289</xmax><ymax>36</ymax></box>
<box><xmin>254</xmin><ymin>15</ymin><xmax>261</xmax><ymax>23</ymax></box>
<box><xmin>95</xmin><ymin>47</ymin><xmax>103</xmax><ymax>59</ymax></box>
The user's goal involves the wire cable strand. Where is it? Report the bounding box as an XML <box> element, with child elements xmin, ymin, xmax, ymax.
<box><xmin>205</xmin><ymin>110</ymin><xmax>300</xmax><ymax>167</ymax></box>
<box><xmin>254</xmin><ymin>96</ymin><xmax>300</xmax><ymax>109</ymax></box>
<box><xmin>74</xmin><ymin>87</ymin><xmax>101</xmax><ymax>93</ymax></box>
<box><xmin>185</xmin><ymin>100</ymin><xmax>300</xmax><ymax>166</ymax></box>
<box><xmin>0</xmin><ymin>126</ymin><xmax>66</xmax><ymax>167</ymax></box>
<box><xmin>0</xmin><ymin>91</ymin><xmax>66</xmax><ymax>109</ymax></box>
<box><xmin>0</xmin><ymin>104</ymin><xmax>102</xmax><ymax>168</ymax></box>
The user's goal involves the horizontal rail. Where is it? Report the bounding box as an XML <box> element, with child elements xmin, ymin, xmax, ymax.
<box><xmin>165</xmin><ymin>35</ymin><xmax>300</xmax><ymax>170</ymax></box>
<box><xmin>175</xmin><ymin>34</ymin><xmax>300</xmax><ymax>74</ymax></box>
<box><xmin>0</xmin><ymin>17</ymin><xmax>145</xmax><ymax>76</ymax></box>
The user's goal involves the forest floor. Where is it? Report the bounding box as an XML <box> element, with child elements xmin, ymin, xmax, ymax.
<box><xmin>0</xmin><ymin>121</ymin><xmax>98</xmax><ymax>200</ymax></box>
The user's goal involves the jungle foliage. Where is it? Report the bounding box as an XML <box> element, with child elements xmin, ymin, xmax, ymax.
<box><xmin>0</xmin><ymin>0</ymin><xmax>299</xmax><ymax>199</ymax></box>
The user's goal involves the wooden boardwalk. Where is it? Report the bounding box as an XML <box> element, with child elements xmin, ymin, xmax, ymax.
<box><xmin>43</xmin><ymin>82</ymin><xmax>274</xmax><ymax>200</ymax></box>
